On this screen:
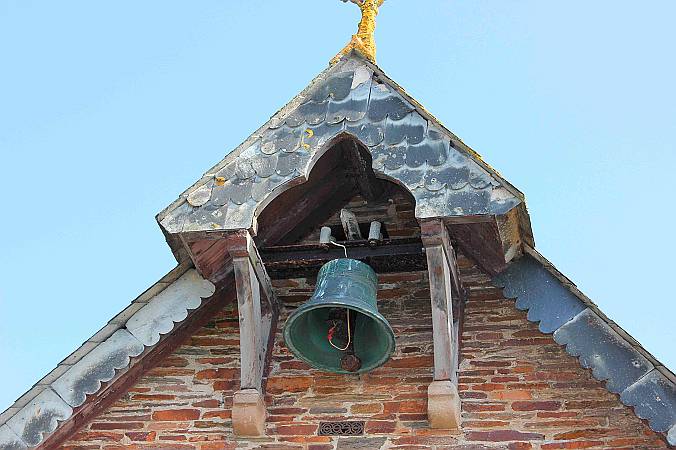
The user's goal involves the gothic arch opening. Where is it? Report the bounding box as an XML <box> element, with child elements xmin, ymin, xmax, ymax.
<box><xmin>255</xmin><ymin>135</ymin><xmax>418</xmax><ymax>247</ymax></box>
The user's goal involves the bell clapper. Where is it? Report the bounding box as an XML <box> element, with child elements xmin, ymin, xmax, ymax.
<box><xmin>340</xmin><ymin>352</ymin><xmax>362</xmax><ymax>372</ymax></box>
<box><xmin>327</xmin><ymin>307</ymin><xmax>362</xmax><ymax>372</ymax></box>
<box><xmin>328</xmin><ymin>308</ymin><xmax>352</xmax><ymax>351</ymax></box>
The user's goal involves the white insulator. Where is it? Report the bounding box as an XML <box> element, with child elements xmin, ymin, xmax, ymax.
<box><xmin>320</xmin><ymin>226</ymin><xmax>334</xmax><ymax>245</ymax></box>
<box><xmin>368</xmin><ymin>221</ymin><xmax>383</xmax><ymax>246</ymax></box>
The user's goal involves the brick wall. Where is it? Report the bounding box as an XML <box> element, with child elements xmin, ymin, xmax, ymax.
<box><xmin>62</xmin><ymin>254</ymin><xmax>666</xmax><ymax>449</ymax></box>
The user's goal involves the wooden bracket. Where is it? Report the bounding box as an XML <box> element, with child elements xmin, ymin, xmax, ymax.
<box><xmin>225</xmin><ymin>230</ymin><xmax>279</xmax><ymax>391</ymax></box>
<box><xmin>421</xmin><ymin>219</ymin><xmax>462</xmax><ymax>430</ymax></box>
<box><xmin>224</xmin><ymin>230</ymin><xmax>279</xmax><ymax>436</ymax></box>
<box><xmin>421</xmin><ymin>219</ymin><xmax>461</xmax><ymax>383</ymax></box>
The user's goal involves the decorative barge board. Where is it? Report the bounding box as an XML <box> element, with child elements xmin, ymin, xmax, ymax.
<box><xmin>420</xmin><ymin>219</ymin><xmax>462</xmax><ymax>430</ymax></box>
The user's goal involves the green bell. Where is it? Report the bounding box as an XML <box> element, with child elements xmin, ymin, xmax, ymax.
<box><xmin>283</xmin><ymin>258</ymin><xmax>395</xmax><ymax>374</ymax></box>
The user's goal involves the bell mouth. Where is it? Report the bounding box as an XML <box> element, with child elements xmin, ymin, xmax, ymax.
<box><xmin>283</xmin><ymin>299</ymin><xmax>396</xmax><ymax>374</ymax></box>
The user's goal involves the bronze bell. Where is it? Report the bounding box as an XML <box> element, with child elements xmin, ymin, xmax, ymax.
<box><xmin>283</xmin><ymin>258</ymin><xmax>395</xmax><ymax>374</ymax></box>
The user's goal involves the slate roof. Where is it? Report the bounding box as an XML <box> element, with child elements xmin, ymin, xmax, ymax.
<box><xmin>494</xmin><ymin>247</ymin><xmax>676</xmax><ymax>445</ymax></box>
<box><xmin>157</xmin><ymin>53</ymin><xmax>524</xmax><ymax>237</ymax></box>
<box><xmin>0</xmin><ymin>266</ymin><xmax>215</xmax><ymax>449</ymax></box>
<box><xmin>1</xmin><ymin>51</ymin><xmax>674</xmax><ymax>449</ymax></box>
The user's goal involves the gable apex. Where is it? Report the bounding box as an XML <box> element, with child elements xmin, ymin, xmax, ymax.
<box><xmin>157</xmin><ymin>52</ymin><xmax>526</xmax><ymax>242</ymax></box>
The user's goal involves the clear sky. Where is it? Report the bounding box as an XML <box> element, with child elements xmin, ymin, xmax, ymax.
<box><xmin>1</xmin><ymin>1</ymin><xmax>675</xmax><ymax>411</ymax></box>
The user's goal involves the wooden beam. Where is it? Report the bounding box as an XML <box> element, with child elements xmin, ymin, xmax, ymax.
<box><xmin>342</xmin><ymin>139</ymin><xmax>383</xmax><ymax>201</ymax></box>
<box><xmin>421</xmin><ymin>219</ymin><xmax>459</xmax><ymax>383</ymax></box>
<box><xmin>421</xmin><ymin>219</ymin><xmax>463</xmax><ymax>430</ymax></box>
<box><xmin>260</xmin><ymin>239</ymin><xmax>425</xmax><ymax>279</ymax></box>
<box><xmin>225</xmin><ymin>232</ymin><xmax>278</xmax><ymax>310</ymax></box>
<box><xmin>233</xmin><ymin>256</ymin><xmax>263</xmax><ymax>390</ymax></box>
<box><xmin>226</xmin><ymin>230</ymin><xmax>278</xmax><ymax>391</ymax></box>
<box><xmin>448</xmin><ymin>220</ymin><xmax>507</xmax><ymax>276</ymax></box>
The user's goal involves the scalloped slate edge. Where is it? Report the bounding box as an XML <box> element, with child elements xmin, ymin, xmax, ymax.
<box><xmin>493</xmin><ymin>253</ymin><xmax>675</xmax><ymax>446</ymax></box>
<box><xmin>125</xmin><ymin>269</ymin><xmax>216</xmax><ymax>346</ymax></box>
<box><xmin>620</xmin><ymin>370</ymin><xmax>676</xmax><ymax>437</ymax></box>
<box><xmin>0</xmin><ymin>268</ymin><xmax>215</xmax><ymax>449</ymax></box>
<box><xmin>5</xmin><ymin>389</ymin><xmax>72</xmax><ymax>448</ymax></box>
<box><xmin>51</xmin><ymin>329</ymin><xmax>145</xmax><ymax>407</ymax></box>
<box><xmin>0</xmin><ymin>424</ymin><xmax>27</xmax><ymax>450</ymax></box>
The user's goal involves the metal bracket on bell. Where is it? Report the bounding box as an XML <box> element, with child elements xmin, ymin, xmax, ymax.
<box><xmin>368</xmin><ymin>221</ymin><xmax>383</xmax><ymax>248</ymax></box>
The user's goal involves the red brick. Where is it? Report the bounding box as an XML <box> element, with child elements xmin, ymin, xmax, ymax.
<box><xmin>151</xmin><ymin>409</ymin><xmax>200</xmax><ymax>421</ymax></box>
<box><xmin>473</xmin><ymin>383</ymin><xmax>505</xmax><ymax>391</ymax></box>
<box><xmin>195</xmin><ymin>357</ymin><xmax>236</xmax><ymax>365</ymax></box>
<box><xmin>203</xmin><ymin>410</ymin><xmax>231</xmax><ymax>419</ymax></box>
<box><xmin>490</xmin><ymin>390</ymin><xmax>532</xmax><ymax>400</ymax></box>
<box><xmin>266</xmin><ymin>376</ymin><xmax>313</xmax><ymax>393</ymax></box>
<box><xmin>279</xmin><ymin>360</ymin><xmax>312</xmax><ymax>370</ymax></box>
<box><xmin>192</xmin><ymin>399</ymin><xmax>220</xmax><ymax>408</ymax></box>
<box><xmin>125</xmin><ymin>431</ymin><xmax>156</xmax><ymax>442</ymax></box>
<box><xmin>512</xmin><ymin>401</ymin><xmax>561</xmax><ymax>411</ymax></box>
<box><xmin>130</xmin><ymin>394</ymin><xmax>176</xmax><ymax>401</ymax></box>
<box><xmin>90</xmin><ymin>422</ymin><xmax>144</xmax><ymax>430</ymax></box>
<box><xmin>536</xmin><ymin>411</ymin><xmax>578</xmax><ymax>418</ymax></box>
<box><xmin>351</xmin><ymin>403</ymin><xmax>382</xmax><ymax>414</ymax></box>
<box><xmin>491</xmin><ymin>376</ymin><xmax>520</xmax><ymax>382</ymax></box>
<box><xmin>470</xmin><ymin>360</ymin><xmax>512</xmax><ymax>368</ymax></box>
<box><xmin>190</xmin><ymin>336</ymin><xmax>240</xmax><ymax>346</ymax></box>
<box><xmin>460</xmin><ymin>391</ymin><xmax>488</xmax><ymax>399</ymax></box>
<box><xmin>70</xmin><ymin>431</ymin><xmax>124</xmax><ymax>441</ymax></box>
<box><xmin>194</xmin><ymin>368</ymin><xmax>238</xmax><ymax>380</ymax></box>
<box><xmin>386</xmin><ymin>355</ymin><xmax>434</xmax><ymax>368</ymax></box>
<box><xmin>463</xmin><ymin>402</ymin><xmax>506</xmax><ymax>412</ymax></box>
<box><xmin>145</xmin><ymin>367</ymin><xmax>195</xmax><ymax>377</ymax></box>
<box><xmin>466</xmin><ymin>430</ymin><xmax>545</xmax><ymax>441</ymax></box>
<box><xmin>463</xmin><ymin>420</ymin><xmax>510</xmax><ymax>428</ymax></box>
<box><xmin>553</xmin><ymin>429</ymin><xmax>609</xmax><ymax>440</ymax></box>
<box><xmin>213</xmin><ymin>379</ymin><xmax>238</xmax><ymax>391</ymax></box>
<box><xmin>541</xmin><ymin>442</ymin><xmax>605</xmax><ymax>449</ymax></box>
<box><xmin>274</xmin><ymin>424</ymin><xmax>318</xmax><ymax>435</ymax></box>
<box><xmin>509</xmin><ymin>444</ymin><xmax>533</xmax><ymax>450</ymax></box>
<box><xmin>366</xmin><ymin>420</ymin><xmax>396</xmax><ymax>433</ymax></box>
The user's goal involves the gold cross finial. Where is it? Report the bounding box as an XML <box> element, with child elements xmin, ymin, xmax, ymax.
<box><xmin>331</xmin><ymin>0</ymin><xmax>385</xmax><ymax>65</ymax></box>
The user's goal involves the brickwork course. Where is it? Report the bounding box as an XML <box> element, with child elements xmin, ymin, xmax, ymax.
<box><xmin>62</xmin><ymin>255</ymin><xmax>667</xmax><ymax>449</ymax></box>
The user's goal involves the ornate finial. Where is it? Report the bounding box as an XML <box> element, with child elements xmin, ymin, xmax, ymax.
<box><xmin>331</xmin><ymin>0</ymin><xmax>385</xmax><ymax>65</ymax></box>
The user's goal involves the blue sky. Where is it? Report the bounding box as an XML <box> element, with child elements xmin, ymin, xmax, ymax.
<box><xmin>1</xmin><ymin>1</ymin><xmax>674</xmax><ymax>411</ymax></box>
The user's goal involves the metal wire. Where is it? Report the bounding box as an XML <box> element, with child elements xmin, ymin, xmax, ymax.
<box><xmin>328</xmin><ymin>308</ymin><xmax>351</xmax><ymax>351</ymax></box>
<box><xmin>329</xmin><ymin>240</ymin><xmax>349</xmax><ymax>258</ymax></box>
<box><xmin>326</xmin><ymin>240</ymin><xmax>350</xmax><ymax>351</ymax></box>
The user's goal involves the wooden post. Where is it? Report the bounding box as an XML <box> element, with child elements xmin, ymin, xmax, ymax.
<box><xmin>233</xmin><ymin>256</ymin><xmax>263</xmax><ymax>390</ymax></box>
<box><xmin>421</xmin><ymin>219</ymin><xmax>462</xmax><ymax>430</ymax></box>
<box><xmin>227</xmin><ymin>230</ymin><xmax>278</xmax><ymax>436</ymax></box>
